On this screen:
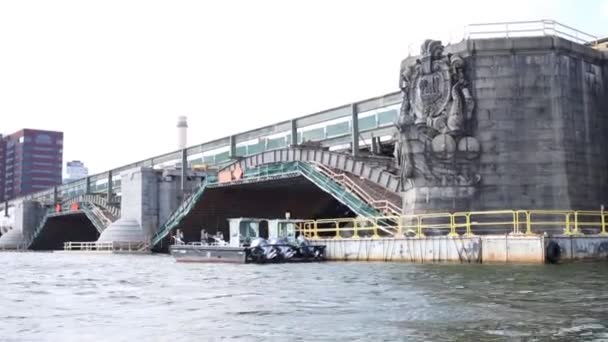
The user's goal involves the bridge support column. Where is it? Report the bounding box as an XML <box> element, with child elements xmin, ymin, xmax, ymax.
<box><xmin>106</xmin><ymin>171</ymin><xmax>113</xmax><ymax>203</ymax></box>
<box><xmin>229</xmin><ymin>135</ymin><xmax>236</xmax><ymax>159</ymax></box>
<box><xmin>181</xmin><ymin>149</ymin><xmax>188</xmax><ymax>195</ymax></box>
<box><xmin>291</xmin><ymin>119</ymin><xmax>298</xmax><ymax>146</ymax></box>
<box><xmin>351</xmin><ymin>103</ymin><xmax>359</xmax><ymax>158</ymax></box>
<box><xmin>85</xmin><ymin>176</ymin><xmax>91</xmax><ymax>194</ymax></box>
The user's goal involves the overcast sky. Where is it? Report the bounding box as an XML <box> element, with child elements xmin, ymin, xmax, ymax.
<box><xmin>1</xmin><ymin>0</ymin><xmax>607</xmax><ymax>175</ymax></box>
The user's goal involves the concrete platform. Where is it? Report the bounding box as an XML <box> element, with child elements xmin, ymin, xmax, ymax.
<box><xmin>312</xmin><ymin>235</ymin><xmax>608</xmax><ymax>264</ymax></box>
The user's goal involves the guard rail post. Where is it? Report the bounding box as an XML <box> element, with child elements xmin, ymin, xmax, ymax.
<box><xmin>447</xmin><ymin>214</ymin><xmax>458</xmax><ymax>237</ymax></box>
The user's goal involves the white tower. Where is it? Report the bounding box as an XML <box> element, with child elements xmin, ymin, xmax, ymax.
<box><xmin>177</xmin><ymin>116</ymin><xmax>188</xmax><ymax>150</ymax></box>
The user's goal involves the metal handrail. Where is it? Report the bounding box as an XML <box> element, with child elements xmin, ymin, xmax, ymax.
<box><xmin>311</xmin><ymin>162</ymin><xmax>401</xmax><ymax>216</ymax></box>
<box><xmin>63</xmin><ymin>241</ymin><xmax>148</xmax><ymax>251</ymax></box>
<box><xmin>465</xmin><ymin>19</ymin><xmax>598</xmax><ymax>46</ymax></box>
<box><xmin>298</xmin><ymin>209</ymin><xmax>608</xmax><ymax>239</ymax></box>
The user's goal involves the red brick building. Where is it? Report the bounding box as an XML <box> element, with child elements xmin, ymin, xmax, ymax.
<box><xmin>1</xmin><ymin>129</ymin><xmax>63</xmax><ymax>201</ymax></box>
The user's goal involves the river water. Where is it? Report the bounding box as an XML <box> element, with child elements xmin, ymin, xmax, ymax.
<box><xmin>0</xmin><ymin>252</ymin><xmax>607</xmax><ymax>341</ymax></box>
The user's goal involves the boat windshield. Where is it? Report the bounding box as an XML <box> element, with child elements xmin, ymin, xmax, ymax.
<box><xmin>277</xmin><ymin>222</ymin><xmax>296</xmax><ymax>240</ymax></box>
<box><xmin>239</xmin><ymin>221</ymin><xmax>259</xmax><ymax>244</ymax></box>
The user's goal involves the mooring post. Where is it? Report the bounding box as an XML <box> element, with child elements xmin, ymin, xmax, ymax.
<box><xmin>291</xmin><ymin>119</ymin><xmax>298</xmax><ymax>146</ymax></box>
<box><xmin>351</xmin><ymin>103</ymin><xmax>359</xmax><ymax>158</ymax></box>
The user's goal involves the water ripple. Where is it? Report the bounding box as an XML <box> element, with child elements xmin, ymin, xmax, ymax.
<box><xmin>1</xmin><ymin>253</ymin><xmax>607</xmax><ymax>341</ymax></box>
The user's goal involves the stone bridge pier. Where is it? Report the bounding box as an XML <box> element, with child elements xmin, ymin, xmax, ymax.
<box><xmin>0</xmin><ymin>201</ymin><xmax>45</xmax><ymax>249</ymax></box>
<box><xmin>96</xmin><ymin>167</ymin><xmax>203</xmax><ymax>247</ymax></box>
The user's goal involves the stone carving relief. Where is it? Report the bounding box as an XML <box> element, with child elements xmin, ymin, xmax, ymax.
<box><xmin>394</xmin><ymin>40</ymin><xmax>481</xmax><ymax>190</ymax></box>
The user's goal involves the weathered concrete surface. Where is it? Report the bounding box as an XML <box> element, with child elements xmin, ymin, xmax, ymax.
<box><xmin>313</xmin><ymin>237</ymin><xmax>482</xmax><ymax>263</ymax></box>
<box><xmin>314</xmin><ymin>234</ymin><xmax>608</xmax><ymax>263</ymax></box>
<box><xmin>548</xmin><ymin>235</ymin><xmax>608</xmax><ymax>261</ymax></box>
<box><xmin>400</xmin><ymin>36</ymin><xmax>608</xmax><ymax>213</ymax></box>
<box><xmin>312</xmin><ymin>235</ymin><xmax>544</xmax><ymax>263</ymax></box>
<box><xmin>481</xmin><ymin>235</ymin><xmax>545</xmax><ymax>263</ymax></box>
<box><xmin>0</xmin><ymin>200</ymin><xmax>45</xmax><ymax>249</ymax></box>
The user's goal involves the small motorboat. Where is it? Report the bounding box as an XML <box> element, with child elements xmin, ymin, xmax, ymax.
<box><xmin>170</xmin><ymin>217</ymin><xmax>326</xmax><ymax>264</ymax></box>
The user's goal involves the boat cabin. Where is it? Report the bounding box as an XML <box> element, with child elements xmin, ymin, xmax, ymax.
<box><xmin>228</xmin><ymin>218</ymin><xmax>305</xmax><ymax>247</ymax></box>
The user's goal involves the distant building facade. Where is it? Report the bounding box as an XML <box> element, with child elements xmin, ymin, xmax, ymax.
<box><xmin>65</xmin><ymin>160</ymin><xmax>88</xmax><ymax>183</ymax></box>
<box><xmin>1</xmin><ymin>129</ymin><xmax>63</xmax><ymax>201</ymax></box>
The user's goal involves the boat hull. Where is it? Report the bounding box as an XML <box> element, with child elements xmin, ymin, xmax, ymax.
<box><xmin>170</xmin><ymin>245</ymin><xmax>247</xmax><ymax>263</ymax></box>
<box><xmin>170</xmin><ymin>244</ymin><xmax>326</xmax><ymax>264</ymax></box>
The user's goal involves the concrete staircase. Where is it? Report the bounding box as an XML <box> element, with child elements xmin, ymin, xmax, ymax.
<box><xmin>311</xmin><ymin>162</ymin><xmax>402</xmax><ymax>216</ymax></box>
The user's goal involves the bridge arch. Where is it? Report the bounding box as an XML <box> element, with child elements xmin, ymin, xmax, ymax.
<box><xmin>0</xmin><ymin>194</ymin><xmax>122</xmax><ymax>250</ymax></box>
<box><xmin>151</xmin><ymin>147</ymin><xmax>404</xmax><ymax>249</ymax></box>
<box><xmin>218</xmin><ymin>146</ymin><xmax>403</xmax><ymax>193</ymax></box>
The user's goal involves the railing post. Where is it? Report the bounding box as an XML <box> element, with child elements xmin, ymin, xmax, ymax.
<box><xmin>416</xmin><ymin>216</ymin><xmax>424</xmax><ymax>238</ymax></box>
<box><xmin>372</xmin><ymin>218</ymin><xmax>380</xmax><ymax>239</ymax></box>
<box><xmin>353</xmin><ymin>219</ymin><xmax>359</xmax><ymax>239</ymax></box>
<box><xmin>334</xmin><ymin>221</ymin><xmax>341</xmax><ymax>239</ymax></box>
<box><xmin>313</xmin><ymin>221</ymin><xmax>319</xmax><ymax>239</ymax></box>
<box><xmin>573</xmin><ymin>211</ymin><xmax>580</xmax><ymax>235</ymax></box>
<box><xmin>564</xmin><ymin>213</ymin><xmax>571</xmax><ymax>235</ymax></box>
<box><xmin>525</xmin><ymin>211</ymin><xmax>532</xmax><ymax>235</ymax></box>
<box><xmin>448</xmin><ymin>214</ymin><xmax>457</xmax><ymax>237</ymax></box>
<box><xmin>601</xmin><ymin>207</ymin><xmax>607</xmax><ymax>236</ymax></box>
<box><xmin>464</xmin><ymin>214</ymin><xmax>475</xmax><ymax>237</ymax></box>
<box><xmin>351</xmin><ymin>103</ymin><xmax>359</xmax><ymax>158</ymax></box>
<box><xmin>397</xmin><ymin>216</ymin><xmax>403</xmax><ymax>237</ymax></box>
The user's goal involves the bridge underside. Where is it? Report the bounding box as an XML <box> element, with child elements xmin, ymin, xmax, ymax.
<box><xmin>30</xmin><ymin>213</ymin><xmax>99</xmax><ymax>250</ymax></box>
<box><xmin>155</xmin><ymin>175</ymin><xmax>356</xmax><ymax>250</ymax></box>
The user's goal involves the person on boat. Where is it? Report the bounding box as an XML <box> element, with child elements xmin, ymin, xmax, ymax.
<box><xmin>200</xmin><ymin>229</ymin><xmax>208</xmax><ymax>244</ymax></box>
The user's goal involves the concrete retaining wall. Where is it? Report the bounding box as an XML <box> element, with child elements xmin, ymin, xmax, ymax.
<box><xmin>314</xmin><ymin>234</ymin><xmax>608</xmax><ymax>263</ymax></box>
<box><xmin>548</xmin><ymin>235</ymin><xmax>608</xmax><ymax>261</ymax></box>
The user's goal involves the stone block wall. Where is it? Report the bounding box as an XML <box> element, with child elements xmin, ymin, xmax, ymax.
<box><xmin>445</xmin><ymin>37</ymin><xmax>608</xmax><ymax>211</ymax></box>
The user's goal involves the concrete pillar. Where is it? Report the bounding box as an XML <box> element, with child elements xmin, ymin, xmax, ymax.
<box><xmin>106</xmin><ymin>171</ymin><xmax>113</xmax><ymax>202</ymax></box>
<box><xmin>119</xmin><ymin>167</ymin><xmax>159</xmax><ymax>240</ymax></box>
<box><xmin>85</xmin><ymin>176</ymin><xmax>91</xmax><ymax>194</ymax></box>
<box><xmin>351</xmin><ymin>103</ymin><xmax>359</xmax><ymax>158</ymax></box>
<box><xmin>181</xmin><ymin>149</ymin><xmax>188</xmax><ymax>194</ymax></box>
<box><xmin>53</xmin><ymin>186</ymin><xmax>58</xmax><ymax>205</ymax></box>
<box><xmin>0</xmin><ymin>200</ymin><xmax>45</xmax><ymax>248</ymax></box>
<box><xmin>291</xmin><ymin>119</ymin><xmax>298</xmax><ymax>146</ymax></box>
<box><xmin>229</xmin><ymin>135</ymin><xmax>236</xmax><ymax>158</ymax></box>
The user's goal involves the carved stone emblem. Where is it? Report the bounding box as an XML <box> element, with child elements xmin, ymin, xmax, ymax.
<box><xmin>394</xmin><ymin>39</ymin><xmax>480</xmax><ymax>192</ymax></box>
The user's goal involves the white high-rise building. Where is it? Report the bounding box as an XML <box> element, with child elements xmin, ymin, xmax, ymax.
<box><xmin>65</xmin><ymin>160</ymin><xmax>88</xmax><ymax>182</ymax></box>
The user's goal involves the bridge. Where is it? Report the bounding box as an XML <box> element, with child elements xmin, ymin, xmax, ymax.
<box><xmin>1</xmin><ymin>20</ymin><xmax>607</xmax><ymax>253</ymax></box>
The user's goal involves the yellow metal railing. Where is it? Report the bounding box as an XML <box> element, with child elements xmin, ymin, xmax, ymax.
<box><xmin>297</xmin><ymin>209</ymin><xmax>608</xmax><ymax>239</ymax></box>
